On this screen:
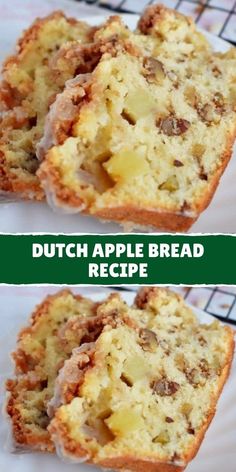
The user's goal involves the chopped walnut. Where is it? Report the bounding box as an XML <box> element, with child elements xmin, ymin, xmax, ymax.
<box><xmin>175</xmin><ymin>353</ymin><xmax>186</xmax><ymax>371</ymax></box>
<box><xmin>173</xmin><ymin>159</ymin><xmax>184</xmax><ymax>167</ymax></box>
<box><xmin>199</xmin><ymin>172</ymin><xmax>208</xmax><ymax>181</ymax></box>
<box><xmin>158</xmin><ymin>115</ymin><xmax>190</xmax><ymax>136</ymax></box>
<box><xmin>187</xmin><ymin>427</ymin><xmax>195</xmax><ymax>435</ymax></box>
<box><xmin>197</xmin><ymin>99</ymin><xmax>223</xmax><ymax>124</ymax></box>
<box><xmin>198</xmin><ymin>336</ymin><xmax>207</xmax><ymax>346</ymax></box>
<box><xmin>212</xmin><ymin>65</ymin><xmax>221</xmax><ymax>77</ymax></box>
<box><xmin>139</xmin><ymin>328</ymin><xmax>158</xmax><ymax>352</ymax></box>
<box><xmin>159</xmin><ymin>339</ymin><xmax>170</xmax><ymax>355</ymax></box>
<box><xmin>213</xmin><ymin>92</ymin><xmax>226</xmax><ymax>114</ymax></box>
<box><xmin>197</xmin><ymin>104</ymin><xmax>215</xmax><ymax>123</ymax></box>
<box><xmin>167</xmin><ymin>70</ymin><xmax>179</xmax><ymax>86</ymax></box>
<box><xmin>143</xmin><ymin>57</ymin><xmax>165</xmax><ymax>83</ymax></box>
<box><xmin>165</xmin><ymin>416</ymin><xmax>174</xmax><ymax>423</ymax></box>
<box><xmin>152</xmin><ymin>378</ymin><xmax>180</xmax><ymax>396</ymax></box>
<box><xmin>134</xmin><ymin>287</ymin><xmax>157</xmax><ymax>309</ymax></box>
<box><xmin>185</xmin><ymin>368</ymin><xmax>200</xmax><ymax>386</ymax></box>
<box><xmin>184</xmin><ymin>86</ymin><xmax>196</xmax><ymax>107</ymax></box>
<box><xmin>199</xmin><ymin>359</ymin><xmax>210</xmax><ymax>378</ymax></box>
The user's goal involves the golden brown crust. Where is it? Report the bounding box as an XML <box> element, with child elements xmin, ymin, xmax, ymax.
<box><xmin>138</xmin><ymin>4</ymin><xmax>192</xmax><ymax>36</ymax></box>
<box><xmin>0</xmin><ymin>134</ymin><xmax>44</xmax><ymax>199</ymax></box>
<box><xmin>2</xmin><ymin>11</ymin><xmax>77</xmax><ymax>82</ymax></box>
<box><xmin>49</xmin><ymin>417</ymin><xmax>91</xmax><ymax>459</ymax></box>
<box><xmin>0</xmin><ymin>169</ymin><xmax>44</xmax><ymax>200</ymax></box>
<box><xmin>194</xmin><ymin>126</ymin><xmax>236</xmax><ymax>214</ymax></box>
<box><xmin>13</xmin><ymin>289</ymin><xmax>96</xmax><ymax>373</ymax></box>
<box><xmin>50</xmin><ymin>33</ymin><xmax>139</xmax><ymax>88</ymax></box>
<box><xmin>0</xmin><ymin>150</ymin><xmax>14</xmax><ymax>192</ymax></box>
<box><xmin>5</xmin><ymin>290</ymin><xmax>76</xmax><ymax>451</ymax></box>
<box><xmin>134</xmin><ymin>287</ymin><xmax>179</xmax><ymax>309</ymax></box>
<box><xmin>6</xmin><ymin>377</ymin><xmax>54</xmax><ymax>452</ymax></box>
<box><xmin>37</xmin><ymin>154</ymin><xmax>85</xmax><ymax>206</ymax></box>
<box><xmin>92</xmin><ymin>206</ymin><xmax>196</xmax><ymax>232</ymax></box>
<box><xmin>97</xmin><ymin>456</ymin><xmax>185</xmax><ymax>472</ymax></box>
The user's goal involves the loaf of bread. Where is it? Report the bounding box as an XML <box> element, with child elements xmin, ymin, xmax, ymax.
<box><xmin>48</xmin><ymin>287</ymin><xmax>234</xmax><ymax>471</ymax></box>
<box><xmin>0</xmin><ymin>12</ymin><xmax>92</xmax><ymax>199</ymax></box>
<box><xmin>5</xmin><ymin>290</ymin><xmax>101</xmax><ymax>452</ymax></box>
<box><xmin>38</xmin><ymin>5</ymin><xmax>236</xmax><ymax>231</ymax></box>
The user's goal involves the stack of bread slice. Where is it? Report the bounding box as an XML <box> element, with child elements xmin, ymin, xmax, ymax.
<box><xmin>6</xmin><ymin>288</ymin><xmax>234</xmax><ymax>471</ymax></box>
<box><xmin>0</xmin><ymin>4</ymin><xmax>235</xmax><ymax>230</ymax></box>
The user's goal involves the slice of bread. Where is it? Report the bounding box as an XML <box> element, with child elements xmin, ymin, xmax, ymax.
<box><xmin>38</xmin><ymin>5</ymin><xmax>236</xmax><ymax>231</ymax></box>
<box><xmin>48</xmin><ymin>287</ymin><xmax>234</xmax><ymax>471</ymax></box>
<box><xmin>0</xmin><ymin>12</ymin><xmax>92</xmax><ymax>199</ymax></box>
<box><xmin>5</xmin><ymin>290</ymin><xmax>101</xmax><ymax>452</ymax></box>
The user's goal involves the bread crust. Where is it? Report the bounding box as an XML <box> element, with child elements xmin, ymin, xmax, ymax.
<box><xmin>96</xmin><ymin>456</ymin><xmax>185</xmax><ymax>472</ymax></box>
<box><xmin>194</xmin><ymin>127</ymin><xmax>236</xmax><ymax>214</ymax></box>
<box><xmin>5</xmin><ymin>377</ymin><xmax>55</xmax><ymax>452</ymax></box>
<box><xmin>138</xmin><ymin>4</ymin><xmax>192</xmax><ymax>36</ymax></box>
<box><xmin>0</xmin><ymin>167</ymin><xmax>44</xmax><ymax>200</ymax></box>
<box><xmin>92</xmin><ymin>206</ymin><xmax>196</xmax><ymax>232</ymax></box>
<box><xmin>1</xmin><ymin>11</ymin><xmax>81</xmax><ymax>97</ymax></box>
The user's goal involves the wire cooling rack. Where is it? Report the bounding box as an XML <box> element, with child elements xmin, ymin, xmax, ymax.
<box><xmin>179</xmin><ymin>286</ymin><xmax>236</xmax><ymax>325</ymax></box>
<box><xmin>112</xmin><ymin>286</ymin><xmax>236</xmax><ymax>326</ymax></box>
<box><xmin>76</xmin><ymin>0</ymin><xmax>236</xmax><ymax>45</ymax></box>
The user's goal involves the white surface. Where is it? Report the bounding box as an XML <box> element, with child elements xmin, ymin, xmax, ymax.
<box><xmin>0</xmin><ymin>14</ymin><xmax>235</xmax><ymax>233</ymax></box>
<box><xmin>0</xmin><ymin>287</ymin><xmax>235</xmax><ymax>471</ymax></box>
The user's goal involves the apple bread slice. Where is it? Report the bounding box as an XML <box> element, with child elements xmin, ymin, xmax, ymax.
<box><xmin>38</xmin><ymin>5</ymin><xmax>236</xmax><ymax>231</ymax></box>
<box><xmin>5</xmin><ymin>290</ymin><xmax>100</xmax><ymax>452</ymax></box>
<box><xmin>48</xmin><ymin>287</ymin><xmax>234</xmax><ymax>471</ymax></box>
<box><xmin>0</xmin><ymin>11</ymin><xmax>92</xmax><ymax>199</ymax></box>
